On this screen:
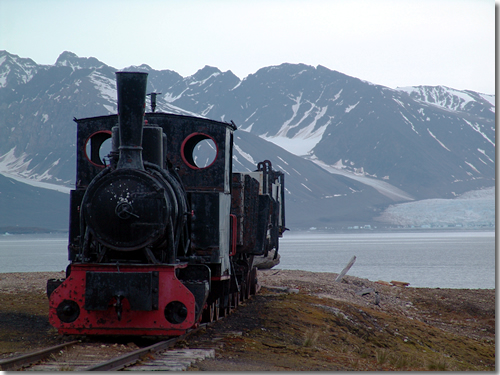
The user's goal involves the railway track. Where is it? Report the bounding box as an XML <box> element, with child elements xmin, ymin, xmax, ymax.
<box><xmin>0</xmin><ymin>341</ymin><xmax>80</xmax><ymax>371</ymax></box>
<box><xmin>0</xmin><ymin>322</ymin><xmax>228</xmax><ymax>371</ymax></box>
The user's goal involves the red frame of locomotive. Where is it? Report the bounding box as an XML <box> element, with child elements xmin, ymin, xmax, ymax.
<box><xmin>49</xmin><ymin>264</ymin><xmax>196</xmax><ymax>336</ymax></box>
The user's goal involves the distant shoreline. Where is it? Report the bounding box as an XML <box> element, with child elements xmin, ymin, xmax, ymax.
<box><xmin>287</xmin><ymin>227</ymin><xmax>495</xmax><ymax>234</ymax></box>
<box><xmin>1</xmin><ymin>227</ymin><xmax>495</xmax><ymax>236</ymax></box>
<box><xmin>0</xmin><ymin>270</ymin><xmax>495</xmax><ymax>291</ymax></box>
<box><xmin>0</xmin><ymin>227</ymin><xmax>68</xmax><ymax>235</ymax></box>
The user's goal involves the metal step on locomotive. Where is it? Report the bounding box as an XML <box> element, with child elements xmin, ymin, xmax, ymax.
<box><xmin>47</xmin><ymin>71</ymin><xmax>286</xmax><ymax>336</ymax></box>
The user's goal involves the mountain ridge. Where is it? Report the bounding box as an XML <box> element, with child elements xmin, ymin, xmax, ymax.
<box><xmin>0</xmin><ymin>50</ymin><xmax>494</xmax><ymax>230</ymax></box>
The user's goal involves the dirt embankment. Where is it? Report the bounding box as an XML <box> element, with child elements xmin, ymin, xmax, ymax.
<box><xmin>0</xmin><ymin>270</ymin><xmax>495</xmax><ymax>371</ymax></box>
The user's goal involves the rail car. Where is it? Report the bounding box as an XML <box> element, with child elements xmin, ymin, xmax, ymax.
<box><xmin>46</xmin><ymin>71</ymin><xmax>286</xmax><ymax>336</ymax></box>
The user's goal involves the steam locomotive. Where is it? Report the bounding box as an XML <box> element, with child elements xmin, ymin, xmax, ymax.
<box><xmin>47</xmin><ymin>72</ymin><xmax>286</xmax><ymax>336</ymax></box>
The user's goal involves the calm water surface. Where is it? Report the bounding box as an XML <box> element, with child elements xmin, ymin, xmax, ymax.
<box><xmin>0</xmin><ymin>233</ymin><xmax>69</xmax><ymax>273</ymax></box>
<box><xmin>275</xmin><ymin>231</ymin><xmax>495</xmax><ymax>289</ymax></box>
<box><xmin>0</xmin><ymin>231</ymin><xmax>495</xmax><ymax>289</ymax></box>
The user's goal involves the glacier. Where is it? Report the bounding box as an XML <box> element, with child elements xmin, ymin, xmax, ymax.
<box><xmin>376</xmin><ymin>187</ymin><xmax>494</xmax><ymax>227</ymax></box>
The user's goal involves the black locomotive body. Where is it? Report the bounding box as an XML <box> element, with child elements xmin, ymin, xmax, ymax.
<box><xmin>47</xmin><ymin>72</ymin><xmax>286</xmax><ymax>336</ymax></box>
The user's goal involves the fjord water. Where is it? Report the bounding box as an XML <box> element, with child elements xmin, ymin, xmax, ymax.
<box><xmin>275</xmin><ymin>231</ymin><xmax>495</xmax><ymax>289</ymax></box>
<box><xmin>0</xmin><ymin>231</ymin><xmax>495</xmax><ymax>289</ymax></box>
<box><xmin>0</xmin><ymin>233</ymin><xmax>69</xmax><ymax>273</ymax></box>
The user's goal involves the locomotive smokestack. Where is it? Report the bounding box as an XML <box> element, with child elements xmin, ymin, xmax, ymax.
<box><xmin>115</xmin><ymin>71</ymin><xmax>148</xmax><ymax>170</ymax></box>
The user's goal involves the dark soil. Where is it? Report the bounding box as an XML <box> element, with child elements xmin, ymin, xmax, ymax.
<box><xmin>0</xmin><ymin>291</ymin><xmax>72</xmax><ymax>356</ymax></box>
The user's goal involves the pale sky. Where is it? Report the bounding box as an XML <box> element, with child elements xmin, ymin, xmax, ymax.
<box><xmin>0</xmin><ymin>0</ymin><xmax>495</xmax><ymax>94</ymax></box>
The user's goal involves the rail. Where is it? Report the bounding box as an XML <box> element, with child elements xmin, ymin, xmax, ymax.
<box><xmin>0</xmin><ymin>340</ymin><xmax>80</xmax><ymax>371</ymax></box>
<box><xmin>84</xmin><ymin>323</ymin><xmax>210</xmax><ymax>371</ymax></box>
<box><xmin>0</xmin><ymin>323</ymin><xmax>213</xmax><ymax>371</ymax></box>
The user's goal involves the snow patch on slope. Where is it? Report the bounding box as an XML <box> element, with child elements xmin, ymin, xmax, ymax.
<box><xmin>0</xmin><ymin>53</ymin><xmax>39</xmax><ymax>87</ymax></box>
<box><xmin>477</xmin><ymin>148</ymin><xmax>494</xmax><ymax>163</ymax></box>
<box><xmin>234</xmin><ymin>144</ymin><xmax>256</xmax><ymax>165</ymax></box>
<box><xmin>90</xmin><ymin>71</ymin><xmax>116</xmax><ymax>113</ymax></box>
<box><xmin>276</xmin><ymin>93</ymin><xmax>303</xmax><ymax>135</ymax></box>
<box><xmin>189</xmin><ymin>72</ymin><xmax>220</xmax><ymax>86</ymax></box>
<box><xmin>164</xmin><ymin>88</ymin><xmax>189</xmax><ymax>103</ymax></box>
<box><xmin>310</xmin><ymin>158</ymin><xmax>414</xmax><ymax>202</ymax></box>
<box><xmin>345</xmin><ymin>101</ymin><xmax>359</xmax><ymax>113</ymax></box>
<box><xmin>0</xmin><ymin>171</ymin><xmax>71</xmax><ymax>193</ymax></box>
<box><xmin>0</xmin><ymin>63</ymin><xmax>10</xmax><ymax>87</ymax></box>
<box><xmin>262</xmin><ymin>97</ymin><xmax>329</xmax><ymax>156</ymax></box>
<box><xmin>0</xmin><ymin>148</ymin><xmax>34</xmax><ymax>177</ymax></box>
<box><xmin>262</xmin><ymin>130</ymin><xmax>326</xmax><ymax>156</ymax></box>
<box><xmin>0</xmin><ymin>148</ymin><xmax>70</xmax><ymax>193</ymax></box>
<box><xmin>462</xmin><ymin>119</ymin><xmax>495</xmax><ymax>146</ymax></box>
<box><xmin>397</xmin><ymin>85</ymin><xmax>495</xmax><ymax>114</ymax></box>
<box><xmin>478</xmin><ymin>93</ymin><xmax>495</xmax><ymax>108</ymax></box>
<box><xmin>427</xmin><ymin>129</ymin><xmax>451</xmax><ymax>151</ymax></box>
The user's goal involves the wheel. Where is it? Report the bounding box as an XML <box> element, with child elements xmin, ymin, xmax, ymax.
<box><xmin>249</xmin><ymin>267</ymin><xmax>258</xmax><ymax>295</ymax></box>
<box><xmin>218</xmin><ymin>297</ymin><xmax>226</xmax><ymax>318</ymax></box>
<box><xmin>202</xmin><ymin>303</ymin><xmax>214</xmax><ymax>323</ymax></box>
<box><xmin>234</xmin><ymin>292</ymin><xmax>240</xmax><ymax>309</ymax></box>
<box><xmin>244</xmin><ymin>271</ymin><xmax>251</xmax><ymax>300</ymax></box>
<box><xmin>223</xmin><ymin>295</ymin><xmax>230</xmax><ymax>316</ymax></box>
<box><xmin>213</xmin><ymin>300</ymin><xmax>220</xmax><ymax>321</ymax></box>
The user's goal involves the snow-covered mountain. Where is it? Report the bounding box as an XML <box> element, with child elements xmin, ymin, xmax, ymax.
<box><xmin>126</xmin><ymin>61</ymin><xmax>495</xmax><ymax>201</ymax></box>
<box><xmin>0</xmin><ymin>50</ymin><xmax>495</xmax><ymax>231</ymax></box>
<box><xmin>0</xmin><ymin>52</ymin><xmax>42</xmax><ymax>88</ymax></box>
<box><xmin>397</xmin><ymin>85</ymin><xmax>495</xmax><ymax>116</ymax></box>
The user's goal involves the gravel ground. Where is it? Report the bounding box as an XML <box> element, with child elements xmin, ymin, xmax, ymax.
<box><xmin>257</xmin><ymin>269</ymin><xmax>495</xmax><ymax>341</ymax></box>
<box><xmin>0</xmin><ymin>271</ymin><xmax>65</xmax><ymax>294</ymax></box>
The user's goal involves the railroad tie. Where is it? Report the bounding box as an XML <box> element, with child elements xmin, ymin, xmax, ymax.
<box><xmin>124</xmin><ymin>349</ymin><xmax>215</xmax><ymax>371</ymax></box>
